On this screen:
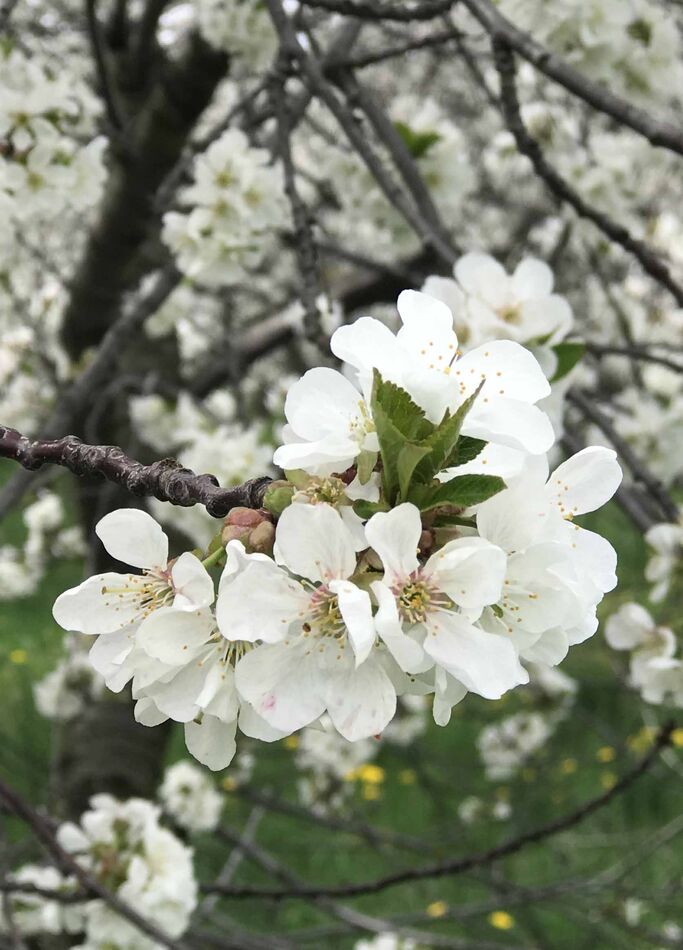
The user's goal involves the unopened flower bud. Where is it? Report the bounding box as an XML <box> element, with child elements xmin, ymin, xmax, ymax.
<box><xmin>248</xmin><ymin>520</ymin><xmax>275</xmax><ymax>554</ymax></box>
<box><xmin>263</xmin><ymin>481</ymin><xmax>295</xmax><ymax>516</ymax></box>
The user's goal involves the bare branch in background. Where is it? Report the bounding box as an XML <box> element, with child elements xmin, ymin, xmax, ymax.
<box><xmin>492</xmin><ymin>40</ymin><xmax>683</xmax><ymax>310</ymax></box>
<box><xmin>203</xmin><ymin>721</ymin><xmax>675</xmax><ymax>900</ymax></box>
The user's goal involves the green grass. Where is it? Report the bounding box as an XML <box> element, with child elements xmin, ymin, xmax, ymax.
<box><xmin>1</xmin><ymin>498</ymin><xmax>682</xmax><ymax>948</ymax></box>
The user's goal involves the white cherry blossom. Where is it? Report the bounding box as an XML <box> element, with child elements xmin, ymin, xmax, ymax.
<box><xmin>226</xmin><ymin>503</ymin><xmax>398</xmax><ymax>740</ymax></box>
<box><xmin>366</xmin><ymin>503</ymin><xmax>526</xmax><ymax>702</ymax></box>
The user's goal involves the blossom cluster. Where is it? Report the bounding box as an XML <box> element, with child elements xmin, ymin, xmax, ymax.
<box><xmin>0</xmin><ymin>794</ymin><xmax>197</xmax><ymax>949</ymax></box>
<box><xmin>162</xmin><ymin>128</ymin><xmax>288</xmax><ymax>287</ymax></box>
<box><xmin>606</xmin><ymin>602</ymin><xmax>683</xmax><ymax>707</ymax></box>
<box><xmin>0</xmin><ymin>45</ymin><xmax>106</xmax><ymax>230</ymax></box>
<box><xmin>53</xmin><ymin>289</ymin><xmax>622</xmax><ymax>769</ymax></box>
<box><xmin>498</xmin><ymin>0</ymin><xmax>683</xmax><ymax>102</ymax></box>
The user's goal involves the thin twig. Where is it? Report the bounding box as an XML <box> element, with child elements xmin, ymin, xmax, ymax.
<box><xmin>203</xmin><ymin>721</ymin><xmax>675</xmax><ymax>900</ymax></box>
<box><xmin>299</xmin><ymin>0</ymin><xmax>456</xmax><ymax>21</ymax></box>
<box><xmin>461</xmin><ymin>0</ymin><xmax>683</xmax><ymax>157</ymax></box>
<box><xmin>567</xmin><ymin>389</ymin><xmax>680</xmax><ymax>523</ymax></box>
<box><xmin>492</xmin><ymin>40</ymin><xmax>683</xmax><ymax>309</ymax></box>
<box><xmin>0</xmin><ymin>778</ymin><xmax>190</xmax><ymax>950</ymax></box>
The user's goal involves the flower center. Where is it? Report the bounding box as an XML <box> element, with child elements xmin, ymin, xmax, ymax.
<box><xmin>100</xmin><ymin>569</ymin><xmax>174</xmax><ymax>618</ymax></box>
<box><xmin>348</xmin><ymin>399</ymin><xmax>375</xmax><ymax>443</ymax></box>
<box><xmin>305</xmin><ymin>587</ymin><xmax>346</xmax><ymax>639</ymax></box>
<box><xmin>394</xmin><ymin>574</ymin><xmax>453</xmax><ymax>624</ymax></box>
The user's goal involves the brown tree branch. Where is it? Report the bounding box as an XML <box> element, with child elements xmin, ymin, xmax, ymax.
<box><xmin>0</xmin><ymin>427</ymin><xmax>272</xmax><ymax>519</ymax></box>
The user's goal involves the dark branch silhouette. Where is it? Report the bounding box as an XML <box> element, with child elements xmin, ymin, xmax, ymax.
<box><xmin>0</xmin><ymin>427</ymin><xmax>272</xmax><ymax>519</ymax></box>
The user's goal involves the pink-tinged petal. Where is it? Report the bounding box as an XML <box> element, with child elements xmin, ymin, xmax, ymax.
<box><xmin>424</xmin><ymin>612</ymin><xmax>528</xmax><ymax>699</ymax></box>
<box><xmin>53</xmin><ymin>572</ymin><xmax>142</xmax><ymax>633</ymax></box>
<box><xmin>365</xmin><ymin>504</ymin><xmax>421</xmax><ymax>583</ymax></box>
<box><xmin>275</xmin><ymin>503</ymin><xmax>356</xmax><ymax>583</ymax></box>
<box><xmin>137</xmin><ymin>607</ymin><xmax>215</xmax><ymax>664</ymax></box>
<box><xmin>427</xmin><ymin>536</ymin><xmax>506</xmax><ymax>610</ymax></box>
<box><xmin>372</xmin><ymin>581</ymin><xmax>428</xmax><ymax>674</ymax></box>
<box><xmin>547</xmin><ymin>447</ymin><xmax>622</xmax><ymax>517</ymax></box>
<box><xmin>234</xmin><ymin>642</ymin><xmax>326</xmax><ymax>733</ymax></box>
<box><xmin>216</xmin><ymin>549</ymin><xmax>308</xmax><ymax>644</ymax></box>
<box><xmin>329</xmin><ymin>579</ymin><xmax>375</xmax><ymax>666</ymax></box>
<box><xmin>95</xmin><ymin>508</ymin><xmax>168</xmax><ymax>570</ymax></box>
<box><xmin>171</xmin><ymin>552</ymin><xmax>215</xmax><ymax>609</ymax></box>
<box><xmin>325</xmin><ymin>657</ymin><xmax>396</xmax><ymax>741</ymax></box>
<box><xmin>185</xmin><ymin>715</ymin><xmax>237</xmax><ymax>771</ymax></box>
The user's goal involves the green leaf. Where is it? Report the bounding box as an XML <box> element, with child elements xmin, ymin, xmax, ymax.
<box><xmin>371</xmin><ymin>370</ymin><xmax>433</xmax><ymax>501</ymax></box>
<box><xmin>409</xmin><ymin>474</ymin><xmax>506</xmax><ymax>512</ymax></box>
<box><xmin>450</xmin><ymin>436</ymin><xmax>487</xmax><ymax>466</ymax></box>
<box><xmin>356</xmin><ymin>449</ymin><xmax>377</xmax><ymax>485</ymax></box>
<box><xmin>551</xmin><ymin>341</ymin><xmax>585</xmax><ymax>382</ymax></box>
<box><xmin>414</xmin><ymin>383</ymin><xmax>484</xmax><ymax>482</ymax></box>
<box><xmin>394</xmin><ymin>121</ymin><xmax>441</xmax><ymax>160</ymax></box>
<box><xmin>353</xmin><ymin>499</ymin><xmax>389</xmax><ymax>520</ymax></box>
<box><xmin>397</xmin><ymin>443</ymin><xmax>432</xmax><ymax>500</ymax></box>
<box><xmin>371</xmin><ymin>370</ymin><xmax>433</xmax><ymax>441</ymax></box>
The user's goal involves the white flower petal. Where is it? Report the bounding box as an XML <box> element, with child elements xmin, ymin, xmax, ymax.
<box><xmin>455</xmin><ymin>252</ymin><xmax>508</xmax><ymax>309</ymax></box>
<box><xmin>455</xmin><ymin>340</ymin><xmax>550</xmax><ymax>404</ymax></box>
<box><xmin>511</xmin><ymin>257</ymin><xmax>554</xmax><ymax>298</ymax></box>
<box><xmin>372</xmin><ymin>581</ymin><xmax>428</xmax><ymax>673</ymax></box>
<box><xmin>95</xmin><ymin>508</ymin><xmax>168</xmax><ymax>570</ymax></box>
<box><xmin>329</xmin><ymin>579</ymin><xmax>375</xmax><ymax>666</ymax></box>
<box><xmin>134</xmin><ymin>697</ymin><xmax>168</xmax><ymax>727</ymax></box>
<box><xmin>365</xmin><ymin>503</ymin><xmax>421</xmax><ymax>582</ymax></box>
<box><xmin>238</xmin><ymin>702</ymin><xmax>288</xmax><ymax>741</ymax></box>
<box><xmin>547</xmin><ymin>447</ymin><xmax>622</xmax><ymax>517</ymax></box>
<box><xmin>605</xmin><ymin>602</ymin><xmax>655</xmax><ymax>650</ymax></box>
<box><xmin>185</xmin><ymin>715</ymin><xmax>237</xmax><ymax>771</ymax></box>
<box><xmin>275</xmin><ymin>502</ymin><xmax>356</xmax><ymax>583</ymax></box>
<box><xmin>137</xmin><ymin>607</ymin><xmax>215</xmax><ymax>664</ymax></box>
<box><xmin>53</xmin><ymin>573</ymin><xmax>142</xmax><ymax>633</ymax></box>
<box><xmin>234</xmin><ymin>642</ymin><xmax>326</xmax><ymax>733</ymax></box>
<box><xmin>464</xmin><ymin>397</ymin><xmax>555</xmax><ymax>454</ymax></box>
<box><xmin>216</xmin><ymin>551</ymin><xmax>308</xmax><ymax>644</ymax></box>
<box><xmin>427</xmin><ymin>536</ymin><xmax>506</xmax><ymax>610</ymax></box>
<box><xmin>171</xmin><ymin>552</ymin><xmax>215</xmax><ymax>609</ymax></box>
<box><xmin>424</xmin><ymin>612</ymin><xmax>528</xmax><ymax>699</ymax></box>
<box><xmin>325</xmin><ymin>657</ymin><xmax>396</xmax><ymax>741</ymax></box>
<box><xmin>282</xmin><ymin>367</ymin><xmax>366</xmax><ymax>441</ymax></box>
